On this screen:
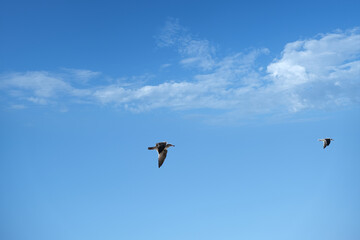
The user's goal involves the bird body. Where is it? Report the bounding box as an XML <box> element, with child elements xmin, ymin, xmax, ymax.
<box><xmin>318</xmin><ymin>138</ymin><xmax>334</xmax><ymax>149</ymax></box>
<box><xmin>148</xmin><ymin>142</ymin><xmax>175</xmax><ymax>168</ymax></box>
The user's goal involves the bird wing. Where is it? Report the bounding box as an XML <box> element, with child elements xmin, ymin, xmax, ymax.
<box><xmin>323</xmin><ymin>140</ymin><xmax>327</xmax><ymax>149</ymax></box>
<box><xmin>158</xmin><ymin>149</ymin><xmax>168</xmax><ymax>168</ymax></box>
<box><xmin>326</xmin><ymin>139</ymin><xmax>331</xmax><ymax>146</ymax></box>
<box><xmin>157</xmin><ymin>144</ymin><xmax>166</xmax><ymax>154</ymax></box>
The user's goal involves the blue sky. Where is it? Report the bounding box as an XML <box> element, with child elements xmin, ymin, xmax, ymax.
<box><xmin>1</xmin><ymin>0</ymin><xmax>360</xmax><ymax>239</ymax></box>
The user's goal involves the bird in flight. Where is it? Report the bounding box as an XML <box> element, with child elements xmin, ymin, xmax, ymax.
<box><xmin>318</xmin><ymin>138</ymin><xmax>334</xmax><ymax>149</ymax></box>
<box><xmin>148</xmin><ymin>142</ymin><xmax>175</xmax><ymax>168</ymax></box>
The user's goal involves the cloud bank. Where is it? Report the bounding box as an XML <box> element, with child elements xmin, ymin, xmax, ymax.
<box><xmin>1</xmin><ymin>21</ymin><xmax>359</xmax><ymax>119</ymax></box>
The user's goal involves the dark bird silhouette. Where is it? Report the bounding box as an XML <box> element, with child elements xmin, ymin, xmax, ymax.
<box><xmin>148</xmin><ymin>142</ymin><xmax>175</xmax><ymax>168</ymax></box>
<box><xmin>318</xmin><ymin>138</ymin><xmax>334</xmax><ymax>149</ymax></box>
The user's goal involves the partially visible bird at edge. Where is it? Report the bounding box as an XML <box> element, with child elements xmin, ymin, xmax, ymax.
<box><xmin>148</xmin><ymin>142</ymin><xmax>175</xmax><ymax>168</ymax></box>
<box><xmin>319</xmin><ymin>138</ymin><xmax>334</xmax><ymax>149</ymax></box>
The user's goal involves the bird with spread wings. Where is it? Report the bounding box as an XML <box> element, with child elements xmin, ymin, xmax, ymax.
<box><xmin>148</xmin><ymin>142</ymin><xmax>175</xmax><ymax>168</ymax></box>
<box><xmin>318</xmin><ymin>138</ymin><xmax>334</xmax><ymax>149</ymax></box>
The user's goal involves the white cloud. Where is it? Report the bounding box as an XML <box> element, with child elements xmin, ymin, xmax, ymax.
<box><xmin>27</xmin><ymin>97</ymin><xmax>48</xmax><ymax>105</ymax></box>
<box><xmin>9</xmin><ymin>104</ymin><xmax>26</xmax><ymax>110</ymax></box>
<box><xmin>157</xmin><ymin>18</ymin><xmax>216</xmax><ymax>70</ymax></box>
<box><xmin>1</xmin><ymin>25</ymin><xmax>359</xmax><ymax>121</ymax></box>
<box><xmin>267</xmin><ymin>29</ymin><xmax>360</xmax><ymax>89</ymax></box>
<box><xmin>156</xmin><ymin>18</ymin><xmax>186</xmax><ymax>48</ymax></box>
<box><xmin>160</xmin><ymin>63</ymin><xmax>172</xmax><ymax>69</ymax></box>
<box><xmin>1</xmin><ymin>71</ymin><xmax>69</xmax><ymax>98</ymax></box>
<box><xmin>62</xmin><ymin>68</ymin><xmax>101</xmax><ymax>83</ymax></box>
<box><xmin>0</xmin><ymin>71</ymin><xmax>92</xmax><ymax>104</ymax></box>
<box><xmin>92</xmin><ymin>49</ymin><xmax>267</xmax><ymax>112</ymax></box>
<box><xmin>178</xmin><ymin>39</ymin><xmax>216</xmax><ymax>70</ymax></box>
<box><xmin>267</xmin><ymin>28</ymin><xmax>360</xmax><ymax>111</ymax></box>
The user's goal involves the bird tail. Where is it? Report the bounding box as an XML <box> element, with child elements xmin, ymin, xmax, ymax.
<box><xmin>148</xmin><ymin>147</ymin><xmax>156</xmax><ymax>150</ymax></box>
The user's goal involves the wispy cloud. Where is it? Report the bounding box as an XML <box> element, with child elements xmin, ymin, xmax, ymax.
<box><xmin>160</xmin><ymin>63</ymin><xmax>172</xmax><ymax>69</ymax></box>
<box><xmin>1</xmin><ymin>21</ymin><xmax>359</xmax><ymax>121</ymax></box>
<box><xmin>9</xmin><ymin>104</ymin><xmax>26</xmax><ymax>110</ymax></box>
<box><xmin>62</xmin><ymin>68</ymin><xmax>101</xmax><ymax>83</ymax></box>
<box><xmin>156</xmin><ymin>18</ymin><xmax>216</xmax><ymax>70</ymax></box>
<box><xmin>0</xmin><ymin>71</ymin><xmax>92</xmax><ymax>105</ymax></box>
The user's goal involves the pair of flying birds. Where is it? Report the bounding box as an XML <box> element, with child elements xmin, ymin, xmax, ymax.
<box><xmin>148</xmin><ymin>138</ymin><xmax>334</xmax><ymax>168</ymax></box>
